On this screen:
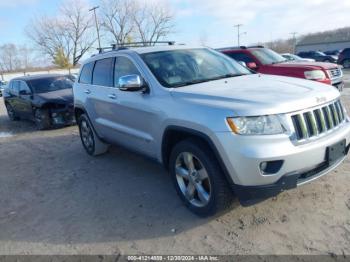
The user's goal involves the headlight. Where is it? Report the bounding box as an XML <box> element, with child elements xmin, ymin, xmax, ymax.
<box><xmin>304</xmin><ymin>70</ymin><xmax>326</xmax><ymax>80</ymax></box>
<box><xmin>226</xmin><ymin>115</ymin><xmax>284</xmax><ymax>135</ymax></box>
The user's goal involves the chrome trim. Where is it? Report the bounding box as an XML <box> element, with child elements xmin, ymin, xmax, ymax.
<box><xmin>288</xmin><ymin>99</ymin><xmax>347</xmax><ymax>145</ymax></box>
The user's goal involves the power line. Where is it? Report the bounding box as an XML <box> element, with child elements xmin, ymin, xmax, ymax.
<box><xmin>89</xmin><ymin>6</ymin><xmax>101</xmax><ymax>50</ymax></box>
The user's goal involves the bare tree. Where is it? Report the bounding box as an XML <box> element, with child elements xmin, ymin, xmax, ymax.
<box><xmin>0</xmin><ymin>44</ymin><xmax>21</xmax><ymax>72</ymax></box>
<box><xmin>26</xmin><ymin>0</ymin><xmax>95</xmax><ymax>66</ymax></box>
<box><xmin>100</xmin><ymin>0</ymin><xmax>135</xmax><ymax>45</ymax></box>
<box><xmin>133</xmin><ymin>1</ymin><xmax>174</xmax><ymax>45</ymax></box>
<box><xmin>60</xmin><ymin>0</ymin><xmax>95</xmax><ymax>65</ymax></box>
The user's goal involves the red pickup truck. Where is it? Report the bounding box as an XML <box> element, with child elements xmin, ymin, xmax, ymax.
<box><xmin>219</xmin><ymin>46</ymin><xmax>344</xmax><ymax>91</ymax></box>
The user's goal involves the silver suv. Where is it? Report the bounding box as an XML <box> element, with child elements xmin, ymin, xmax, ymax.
<box><xmin>74</xmin><ymin>44</ymin><xmax>350</xmax><ymax>216</ymax></box>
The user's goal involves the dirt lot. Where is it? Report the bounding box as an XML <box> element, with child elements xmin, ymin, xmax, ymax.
<box><xmin>0</xmin><ymin>72</ymin><xmax>350</xmax><ymax>256</ymax></box>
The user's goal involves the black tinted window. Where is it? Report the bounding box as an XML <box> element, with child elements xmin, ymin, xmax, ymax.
<box><xmin>92</xmin><ymin>58</ymin><xmax>114</xmax><ymax>87</ymax></box>
<box><xmin>11</xmin><ymin>81</ymin><xmax>20</xmax><ymax>95</ymax></box>
<box><xmin>79</xmin><ymin>62</ymin><xmax>94</xmax><ymax>84</ymax></box>
<box><xmin>114</xmin><ymin>57</ymin><xmax>141</xmax><ymax>87</ymax></box>
<box><xmin>19</xmin><ymin>81</ymin><xmax>31</xmax><ymax>93</ymax></box>
<box><xmin>29</xmin><ymin>76</ymin><xmax>73</xmax><ymax>93</ymax></box>
<box><xmin>225</xmin><ymin>52</ymin><xmax>255</xmax><ymax>63</ymax></box>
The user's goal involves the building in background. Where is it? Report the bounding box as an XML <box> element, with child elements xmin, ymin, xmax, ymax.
<box><xmin>296</xmin><ymin>27</ymin><xmax>350</xmax><ymax>53</ymax></box>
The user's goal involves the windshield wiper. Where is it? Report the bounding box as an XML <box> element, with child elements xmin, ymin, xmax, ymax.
<box><xmin>173</xmin><ymin>74</ymin><xmax>246</xmax><ymax>88</ymax></box>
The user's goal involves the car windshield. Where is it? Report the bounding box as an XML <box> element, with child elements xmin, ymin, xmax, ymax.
<box><xmin>28</xmin><ymin>76</ymin><xmax>73</xmax><ymax>93</ymax></box>
<box><xmin>141</xmin><ymin>48</ymin><xmax>251</xmax><ymax>88</ymax></box>
<box><xmin>251</xmin><ymin>48</ymin><xmax>287</xmax><ymax>65</ymax></box>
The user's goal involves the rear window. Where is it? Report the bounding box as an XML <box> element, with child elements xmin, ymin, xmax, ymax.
<box><xmin>92</xmin><ymin>58</ymin><xmax>115</xmax><ymax>87</ymax></box>
<box><xmin>225</xmin><ymin>52</ymin><xmax>255</xmax><ymax>63</ymax></box>
<box><xmin>79</xmin><ymin>62</ymin><xmax>94</xmax><ymax>84</ymax></box>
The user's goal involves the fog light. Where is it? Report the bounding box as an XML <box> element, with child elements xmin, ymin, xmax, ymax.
<box><xmin>259</xmin><ymin>160</ymin><xmax>284</xmax><ymax>175</ymax></box>
<box><xmin>260</xmin><ymin>162</ymin><xmax>268</xmax><ymax>172</ymax></box>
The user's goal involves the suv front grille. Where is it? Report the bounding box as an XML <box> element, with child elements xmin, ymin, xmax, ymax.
<box><xmin>291</xmin><ymin>100</ymin><xmax>345</xmax><ymax>141</ymax></box>
<box><xmin>327</xmin><ymin>68</ymin><xmax>342</xmax><ymax>80</ymax></box>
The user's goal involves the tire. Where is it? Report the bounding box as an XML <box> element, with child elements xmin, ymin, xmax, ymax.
<box><xmin>5</xmin><ymin>103</ymin><xmax>19</xmax><ymax>121</ymax></box>
<box><xmin>343</xmin><ymin>59</ymin><xmax>350</xmax><ymax>69</ymax></box>
<box><xmin>78</xmin><ymin>114</ymin><xmax>109</xmax><ymax>156</ymax></box>
<box><xmin>169</xmin><ymin>139</ymin><xmax>233</xmax><ymax>217</ymax></box>
<box><xmin>34</xmin><ymin>108</ymin><xmax>51</xmax><ymax>130</ymax></box>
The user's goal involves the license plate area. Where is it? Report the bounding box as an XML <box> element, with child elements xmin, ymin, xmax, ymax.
<box><xmin>326</xmin><ymin>139</ymin><xmax>346</xmax><ymax>165</ymax></box>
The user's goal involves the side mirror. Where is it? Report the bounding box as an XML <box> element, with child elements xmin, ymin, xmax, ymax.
<box><xmin>238</xmin><ymin>61</ymin><xmax>247</xmax><ymax>67</ymax></box>
<box><xmin>19</xmin><ymin>90</ymin><xmax>31</xmax><ymax>96</ymax></box>
<box><xmin>118</xmin><ymin>75</ymin><xmax>147</xmax><ymax>92</ymax></box>
<box><xmin>247</xmin><ymin>62</ymin><xmax>258</xmax><ymax>70</ymax></box>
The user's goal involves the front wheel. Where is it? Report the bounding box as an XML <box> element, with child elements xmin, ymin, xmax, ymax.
<box><xmin>5</xmin><ymin>103</ymin><xmax>19</xmax><ymax>121</ymax></box>
<box><xmin>169</xmin><ymin>139</ymin><xmax>233</xmax><ymax>217</ymax></box>
<box><xmin>78</xmin><ymin>114</ymin><xmax>109</xmax><ymax>156</ymax></box>
<box><xmin>34</xmin><ymin>109</ymin><xmax>51</xmax><ymax>130</ymax></box>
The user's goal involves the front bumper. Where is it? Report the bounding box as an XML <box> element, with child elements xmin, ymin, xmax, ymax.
<box><xmin>50</xmin><ymin>105</ymin><xmax>75</xmax><ymax>126</ymax></box>
<box><xmin>234</xmin><ymin>146</ymin><xmax>349</xmax><ymax>206</ymax></box>
<box><xmin>214</xmin><ymin>120</ymin><xmax>350</xmax><ymax>203</ymax></box>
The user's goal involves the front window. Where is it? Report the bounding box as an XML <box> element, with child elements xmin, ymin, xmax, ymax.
<box><xmin>141</xmin><ymin>48</ymin><xmax>251</xmax><ymax>88</ymax></box>
<box><xmin>29</xmin><ymin>76</ymin><xmax>73</xmax><ymax>93</ymax></box>
<box><xmin>251</xmin><ymin>48</ymin><xmax>287</xmax><ymax>65</ymax></box>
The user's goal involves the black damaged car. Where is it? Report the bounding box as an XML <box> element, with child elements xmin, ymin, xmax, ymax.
<box><xmin>3</xmin><ymin>74</ymin><xmax>75</xmax><ymax>130</ymax></box>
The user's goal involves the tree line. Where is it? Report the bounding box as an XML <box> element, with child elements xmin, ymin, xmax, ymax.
<box><xmin>0</xmin><ymin>0</ymin><xmax>174</xmax><ymax>74</ymax></box>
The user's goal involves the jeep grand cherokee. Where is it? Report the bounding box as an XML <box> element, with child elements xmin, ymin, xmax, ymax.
<box><xmin>74</xmin><ymin>44</ymin><xmax>350</xmax><ymax>217</ymax></box>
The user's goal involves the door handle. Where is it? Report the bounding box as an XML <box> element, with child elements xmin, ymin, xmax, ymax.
<box><xmin>108</xmin><ymin>94</ymin><xmax>117</xmax><ymax>99</ymax></box>
<box><xmin>84</xmin><ymin>89</ymin><xmax>91</xmax><ymax>94</ymax></box>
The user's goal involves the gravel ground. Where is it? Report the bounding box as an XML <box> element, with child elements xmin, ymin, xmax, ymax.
<box><xmin>0</xmin><ymin>72</ymin><xmax>350</xmax><ymax>255</ymax></box>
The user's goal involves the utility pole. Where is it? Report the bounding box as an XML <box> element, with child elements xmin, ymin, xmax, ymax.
<box><xmin>89</xmin><ymin>6</ymin><xmax>101</xmax><ymax>50</ymax></box>
<box><xmin>234</xmin><ymin>24</ymin><xmax>243</xmax><ymax>46</ymax></box>
<box><xmin>290</xmin><ymin>32</ymin><xmax>298</xmax><ymax>54</ymax></box>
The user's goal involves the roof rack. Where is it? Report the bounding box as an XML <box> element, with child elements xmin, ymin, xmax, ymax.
<box><xmin>97</xmin><ymin>41</ymin><xmax>176</xmax><ymax>54</ymax></box>
<box><xmin>216</xmin><ymin>45</ymin><xmax>265</xmax><ymax>51</ymax></box>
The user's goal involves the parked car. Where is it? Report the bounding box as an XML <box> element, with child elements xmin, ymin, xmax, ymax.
<box><xmin>219</xmin><ymin>46</ymin><xmax>344</xmax><ymax>91</ymax></box>
<box><xmin>74</xmin><ymin>43</ymin><xmax>350</xmax><ymax>217</ymax></box>
<box><xmin>338</xmin><ymin>48</ymin><xmax>350</xmax><ymax>69</ymax></box>
<box><xmin>297</xmin><ymin>51</ymin><xmax>338</xmax><ymax>63</ymax></box>
<box><xmin>3</xmin><ymin>74</ymin><xmax>75</xmax><ymax>129</ymax></box>
<box><xmin>324</xmin><ymin>50</ymin><xmax>341</xmax><ymax>57</ymax></box>
<box><xmin>281</xmin><ymin>53</ymin><xmax>315</xmax><ymax>62</ymax></box>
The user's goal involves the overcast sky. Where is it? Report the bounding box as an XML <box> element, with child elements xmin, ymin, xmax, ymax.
<box><xmin>1</xmin><ymin>0</ymin><xmax>349</xmax><ymax>48</ymax></box>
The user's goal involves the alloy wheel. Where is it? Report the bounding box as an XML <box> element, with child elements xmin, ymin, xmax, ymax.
<box><xmin>175</xmin><ymin>152</ymin><xmax>212</xmax><ymax>207</ymax></box>
<box><xmin>80</xmin><ymin>119</ymin><xmax>94</xmax><ymax>152</ymax></box>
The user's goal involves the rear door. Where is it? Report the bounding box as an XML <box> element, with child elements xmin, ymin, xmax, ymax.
<box><xmin>84</xmin><ymin>57</ymin><xmax>117</xmax><ymax>139</ymax></box>
<box><xmin>7</xmin><ymin>81</ymin><xmax>21</xmax><ymax>114</ymax></box>
<box><xmin>17</xmin><ymin>81</ymin><xmax>33</xmax><ymax>119</ymax></box>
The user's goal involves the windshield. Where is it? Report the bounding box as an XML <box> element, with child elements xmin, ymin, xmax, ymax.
<box><xmin>141</xmin><ymin>48</ymin><xmax>251</xmax><ymax>88</ymax></box>
<box><xmin>251</xmin><ymin>48</ymin><xmax>287</xmax><ymax>65</ymax></box>
<box><xmin>29</xmin><ymin>76</ymin><xmax>73</xmax><ymax>93</ymax></box>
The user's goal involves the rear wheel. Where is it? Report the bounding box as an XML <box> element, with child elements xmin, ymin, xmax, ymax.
<box><xmin>34</xmin><ymin>109</ymin><xmax>51</xmax><ymax>130</ymax></box>
<box><xmin>5</xmin><ymin>103</ymin><xmax>19</xmax><ymax>121</ymax></box>
<box><xmin>343</xmin><ymin>59</ymin><xmax>350</xmax><ymax>69</ymax></box>
<box><xmin>78</xmin><ymin>114</ymin><xmax>109</xmax><ymax>156</ymax></box>
<box><xmin>169</xmin><ymin>139</ymin><xmax>233</xmax><ymax>217</ymax></box>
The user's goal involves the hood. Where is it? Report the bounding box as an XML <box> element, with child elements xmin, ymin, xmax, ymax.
<box><xmin>170</xmin><ymin>74</ymin><xmax>339</xmax><ymax>116</ymax></box>
<box><xmin>269</xmin><ymin>61</ymin><xmax>338</xmax><ymax>70</ymax></box>
<box><xmin>35</xmin><ymin>88</ymin><xmax>73</xmax><ymax>104</ymax></box>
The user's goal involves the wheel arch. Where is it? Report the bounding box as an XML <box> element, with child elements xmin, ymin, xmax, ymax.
<box><xmin>161</xmin><ymin>126</ymin><xmax>234</xmax><ymax>186</ymax></box>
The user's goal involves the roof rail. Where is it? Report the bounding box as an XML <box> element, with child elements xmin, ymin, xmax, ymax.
<box><xmin>97</xmin><ymin>41</ymin><xmax>176</xmax><ymax>54</ymax></box>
